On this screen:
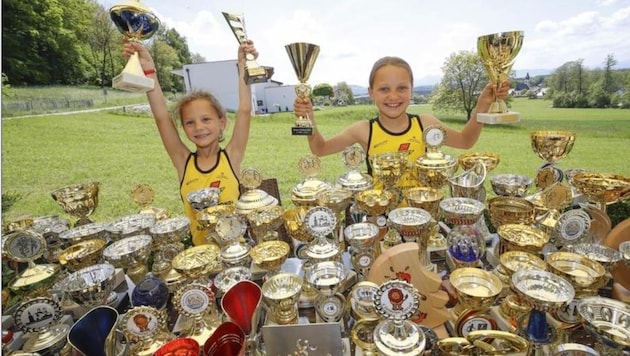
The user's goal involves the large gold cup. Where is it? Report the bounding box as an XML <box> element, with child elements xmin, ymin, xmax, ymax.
<box><xmin>286</xmin><ymin>42</ymin><xmax>320</xmax><ymax>135</ymax></box>
<box><xmin>51</xmin><ymin>182</ymin><xmax>99</xmax><ymax>227</ymax></box>
<box><xmin>222</xmin><ymin>12</ymin><xmax>268</xmax><ymax>85</ymax></box>
<box><xmin>109</xmin><ymin>0</ymin><xmax>160</xmax><ymax>92</ymax></box>
<box><xmin>477</xmin><ymin>31</ymin><xmax>524</xmax><ymax>124</ymax></box>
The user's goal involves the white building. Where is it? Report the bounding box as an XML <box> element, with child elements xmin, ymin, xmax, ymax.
<box><xmin>178</xmin><ymin>60</ymin><xmax>297</xmax><ymax>114</ymax></box>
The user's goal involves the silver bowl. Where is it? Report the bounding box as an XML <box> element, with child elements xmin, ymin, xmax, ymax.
<box><xmin>440</xmin><ymin>197</ymin><xmax>485</xmax><ymax>225</ymax></box>
<box><xmin>59</xmin><ymin>263</ymin><xmax>117</xmax><ymax>307</ymax></box>
<box><xmin>149</xmin><ymin>216</ymin><xmax>190</xmax><ymax>246</ymax></box>
<box><xmin>106</xmin><ymin>213</ymin><xmax>156</xmax><ymax>241</ymax></box>
<box><xmin>577</xmin><ymin>296</ymin><xmax>630</xmax><ymax>350</ymax></box>
<box><xmin>490</xmin><ymin>174</ymin><xmax>533</xmax><ymax>197</ymax></box>
<box><xmin>512</xmin><ymin>269</ymin><xmax>574</xmax><ymax>312</ymax></box>
<box><xmin>186</xmin><ymin>187</ymin><xmax>220</xmax><ymax>212</ymax></box>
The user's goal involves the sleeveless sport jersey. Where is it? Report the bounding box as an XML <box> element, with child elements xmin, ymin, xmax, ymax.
<box><xmin>366</xmin><ymin>113</ymin><xmax>426</xmax><ymax>198</ymax></box>
<box><xmin>180</xmin><ymin>149</ymin><xmax>240</xmax><ymax>246</ymax></box>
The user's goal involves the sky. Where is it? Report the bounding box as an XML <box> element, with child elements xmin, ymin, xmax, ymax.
<box><xmin>99</xmin><ymin>0</ymin><xmax>630</xmax><ymax>86</ymax></box>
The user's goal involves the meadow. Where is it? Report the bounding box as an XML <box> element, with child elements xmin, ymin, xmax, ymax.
<box><xmin>2</xmin><ymin>94</ymin><xmax>629</xmax><ymax>226</ymax></box>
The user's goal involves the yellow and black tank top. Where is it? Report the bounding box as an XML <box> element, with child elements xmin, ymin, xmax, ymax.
<box><xmin>366</xmin><ymin>114</ymin><xmax>426</xmax><ymax>198</ymax></box>
<box><xmin>180</xmin><ymin>149</ymin><xmax>240</xmax><ymax>246</ymax></box>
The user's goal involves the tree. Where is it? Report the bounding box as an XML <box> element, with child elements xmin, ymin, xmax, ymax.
<box><xmin>191</xmin><ymin>53</ymin><xmax>206</xmax><ymax>64</ymax></box>
<box><xmin>603</xmin><ymin>54</ymin><xmax>617</xmax><ymax>94</ymax></box>
<box><xmin>430</xmin><ymin>50</ymin><xmax>487</xmax><ymax>121</ymax></box>
<box><xmin>149</xmin><ymin>39</ymin><xmax>181</xmax><ymax>93</ymax></box>
<box><xmin>84</xmin><ymin>1</ymin><xmax>122</xmax><ymax>88</ymax></box>
<box><xmin>312</xmin><ymin>83</ymin><xmax>334</xmax><ymax>98</ymax></box>
<box><xmin>161</xmin><ymin>28</ymin><xmax>192</xmax><ymax>66</ymax></box>
<box><xmin>334</xmin><ymin>82</ymin><xmax>354</xmax><ymax>105</ymax></box>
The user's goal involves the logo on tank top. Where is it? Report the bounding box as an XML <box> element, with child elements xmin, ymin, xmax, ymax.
<box><xmin>398</xmin><ymin>143</ymin><xmax>410</xmax><ymax>151</ymax></box>
<box><xmin>209</xmin><ymin>181</ymin><xmax>221</xmax><ymax>188</ymax></box>
<box><xmin>217</xmin><ymin>172</ymin><xmax>228</xmax><ymax>180</ymax></box>
<box><xmin>374</xmin><ymin>139</ymin><xmax>388</xmax><ymax>148</ymax></box>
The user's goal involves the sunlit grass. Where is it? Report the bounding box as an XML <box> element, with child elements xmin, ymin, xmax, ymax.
<box><xmin>2</xmin><ymin>97</ymin><xmax>629</xmax><ymax>225</ymax></box>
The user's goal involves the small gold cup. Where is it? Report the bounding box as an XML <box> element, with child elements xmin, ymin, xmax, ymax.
<box><xmin>250</xmin><ymin>240</ymin><xmax>290</xmax><ymax>277</ymax></box>
<box><xmin>58</xmin><ymin>238</ymin><xmax>107</xmax><ymax>272</ymax></box>
<box><xmin>261</xmin><ymin>273</ymin><xmax>303</xmax><ymax>325</ymax></box>
<box><xmin>488</xmin><ymin>196</ymin><xmax>536</xmax><ymax>230</ymax></box>
<box><xmin>450</xmin><ymin>267</ymin><xmax>502</xmax><ymax>318</ymax></box>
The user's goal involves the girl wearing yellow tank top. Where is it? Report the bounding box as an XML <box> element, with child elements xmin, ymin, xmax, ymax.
<box><xmin>295</xmin><ymin>56</ymin><xmax>510</xmax><ymax>185</ymax></box>
<box><xmin>124</xmin><ymin>40</ymin><xmax>258</xmax><ymax>245</ymax></box>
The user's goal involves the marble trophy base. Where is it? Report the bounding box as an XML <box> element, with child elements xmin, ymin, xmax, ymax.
<box><xmin>112</xmin><ymin>72</ymin><xmax>155</xmax><ymax>93</ymax></box>
<box><xmin>477</xmin><ymin>111</ymin><xmax>520</xmax><ymax>124</ymax></box>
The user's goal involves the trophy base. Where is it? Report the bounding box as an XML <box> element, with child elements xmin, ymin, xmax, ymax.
<box><xmin>112</xmin><ymin>72</ymin><xmax>155</xmax><ymax>93</ymax></box>
<box><xmin>477</xmin><ymin>111</ymin><xmax>520</xmax><ymax>124</ymax></box>
<box><xmin>292</xmin><ymin>126</ymin><xmax>313</xmax><ymax>135</ymax></box>
<box><xmin>245</xmin><ymin>66</ymin><xmax>269</xmax><ymax>85</ymax></box>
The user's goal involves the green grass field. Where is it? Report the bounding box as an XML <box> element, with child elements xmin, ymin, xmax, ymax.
<box><xmin>2</xmin><ymin>95</ymin><xmax>629</xmax><ymax>225</ymax></box>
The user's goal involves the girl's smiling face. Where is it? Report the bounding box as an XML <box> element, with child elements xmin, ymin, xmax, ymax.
<box><xmin>368</xmin><ymin>64</ymin><xmax>412</xmax><ymax>121</ymax></box>
<box><xmin>180</xmin><ymin>99</ymin><xmax>226</xmax><ymax>148</ymax></box>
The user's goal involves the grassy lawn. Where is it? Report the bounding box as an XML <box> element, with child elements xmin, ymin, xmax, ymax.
<box><xmin>2</xmin><ymin>96</ymin><xmax>629</xmax><ymax>225</ymax></box>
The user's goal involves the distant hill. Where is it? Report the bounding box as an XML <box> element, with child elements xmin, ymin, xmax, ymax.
<box><xmin>349</xmin><ymin>84</ymin><xmax>436</xmax><ymax>96</ymax></box>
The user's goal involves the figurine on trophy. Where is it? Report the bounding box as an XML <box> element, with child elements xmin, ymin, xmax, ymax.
<box><xmin>110</xmin><ymin>0</ymin><xmax>160</xmax><ymax>92</ymax></box>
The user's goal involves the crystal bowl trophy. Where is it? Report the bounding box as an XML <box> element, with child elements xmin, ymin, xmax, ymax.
<box><xmin>577</xmin><ymin>296</ymin><xmax>630</xmax><ymax>354</ymax></box>
<box><xmin>109</xmin><ymin>0</ymin><xmax>160</xmax><ymax>92</ymax></box>
<box><xmin>476</xmin><ymin>31</ymin><xmax>524</xmax><ymax>124</ymax></box>
<box><xmin>416</xmin><ymin>126</ymin><xmax>458</xmax><ymax>190</ymax></box>
<box><xmin>3</xmin><ymin>229</ymin><xmax>60</xmax><ymax>298</ymax></box>
<box><xmin>286</xmin><ymin>42</ymin><xmax>320</xmax><ymax>135</ymax></box>
<box><xmin>572</xmin><ymin>172</ymin><xmax>630</xmax><ymax>213</ymax></box>
<box><xmin>102</xmin><ymin>234</ymin><xmax>153</xmax><ymax>284</ymax></box>
<box><xmin>530</xmin><ymin>130</ymin><xmax>576</xmax><ymax>190</ymax></box>
<box><xmin>344</xmin><ymin>222</ymin><xmax>379</xmax><ymax>281</ymax></box>
<box><xmin>222</xmin><ymin>12</ymin><xmax>268</xmax><ymax>84</ymax></box>
<box><xmin>261</xmin><ymin>272</ymin><xmax>303</xmax><ymax>325</ymax></box>
<box><xmin>236</xmin><ymin>167</ymin><xmax>279</xmax><ymax>217</ymax></box>
<box><xmin>491</xmin><ymin>174</ymin><xmax>534</xmax><ymax>197</ymax></box>
<box><xmin>372</xmin><ymin>279</ymin><xmax>426</xmax><ymax>355</ymax></box>
<box><xmin>172</xmin><ymin>283</ymin><xmax>220</xmax><ymax>347</ymax></box>
<box><xmin>512</xmin><ymin>269</ymin><xmax>575</xmax><ymax>354</ymax></box>
<box><xmin>449</xmin><ymin>267</ymin><xmax>502</xmax><ymax>337</ymax></box>
<box><xmin>13</xmin><ymin>297</ymin><xmax>71</xmax><ymax>355</ymax></box>
<box><xmin>305</xmin><ymin>260</ymin><xmax>347</xmax><ymax>323</ymax></box>
<box><xmin>50</xmin><ymin>182</ymin><xmax>100</xmax><ymax>226</ymax></box>
<box><xmin>440</xmin><ymin>197</ymin><xmax>487</xmax><ymax>267</ymax></box>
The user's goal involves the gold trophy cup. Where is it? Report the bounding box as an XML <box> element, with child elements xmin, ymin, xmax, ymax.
<box><xmin>222</xmin><ymin>12</ymin><xmax>268</xmax><ymax>84</ymax></box>
<box><xmin>477</xmin><ymin>31</ymin><xmax>524</xmax><ymax>124</ymax></box>
<box><xmin>110</xmin><ymin>0</ymin><xmax>160</xmax><ymax>92</ymax></box>
<box><xmin>286</xmin><ymin>42</ymin><xmax>320</xmax><ymax>135</ymax></box>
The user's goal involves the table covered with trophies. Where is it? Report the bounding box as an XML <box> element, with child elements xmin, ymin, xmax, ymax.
<box><xmin>3</xmin><ymin>123</ymin><xmax>630</xmax><ymax>356</ymax></box>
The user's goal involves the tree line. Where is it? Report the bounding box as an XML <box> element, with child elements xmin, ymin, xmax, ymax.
<box><xmin>1</xmin><ymin>0</ymin><xmax>198</xmax><ymax>92</ymax></box>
